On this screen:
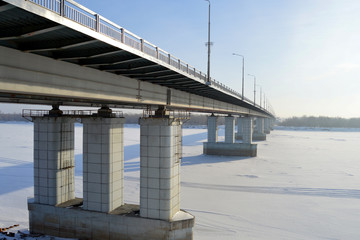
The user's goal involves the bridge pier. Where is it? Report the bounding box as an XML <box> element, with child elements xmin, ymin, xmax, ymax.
<box><xmin>225</xmin><ymin>115</ymin><xmax>235</xmax><ymax>143</ymax></box>
<box><xmin>136</xmin><ymin>113</ymin><xmax>193</xmax><ymax>239</ymax></box>
<box><xmin>235</xmin><ymin>116</ymin><xmax>243</xmax><ymax>140</ymax></box>
<box><xmin>33</xmin><ymin>115</ymin><xmax>75</xmax><ymax>206</ymax></box>
<box><xmin>207</xmin><ymin>114</ymin><xmax>218</xmax><ymax>143</ymax></box>
<box><xmin>203</xmin><ymin>115</ymin><xmax>257</xmax><ymax>157</ymax></box>
<box><xmin>264</xmin><ymin>118</ymin><xmax>271</xmax><ymax>134</ymax></box>
<box><xmin>139</xmin><ymin>117</ymin><xmax>182</xmax><ymax>220</ymax></box>
<box><xmin>82</xmin><ymin>117</ymin><xmax>125</xmax><ymax>212</ymax></box>
<box><xmin>28</xmin><ymin>107</ymin><xmax>194</xmax><ymax>240</ymax></box>
<box><xmin>253</xmin><ymin>117</ymin><xmax>267</xmax><ymax>141</ymax></box>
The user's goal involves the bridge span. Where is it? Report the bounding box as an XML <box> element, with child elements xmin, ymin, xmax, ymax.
<box><xmin>0</xmin><ymin>0</ymin><xmax>275</xmax><ymax>239</ymax></box>
<box><xmin>0</xmin><ymin>0</ymin><xmax>274</xmax><ymax>118</ymax></box>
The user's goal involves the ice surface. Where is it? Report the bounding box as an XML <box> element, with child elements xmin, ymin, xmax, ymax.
<box><xmin>1</xmin><ymin>123</ymin><xmax>360</xmax><ymax>239</ymax></box>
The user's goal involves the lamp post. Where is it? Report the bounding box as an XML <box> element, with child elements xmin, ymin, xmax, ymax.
<box><xmin>248</xmin><ymin>74</ymin><xmax>256</xmax><ymax>106</ymax></box>
<box><xmin>232</xmin><ymin>53</ymin><xmax>245</xmax><ymax>100</ymax></box>
<box><xmin>204</xmin><ymin>0</ymin><xmax>211</xmax><ymax>85</ymax></box>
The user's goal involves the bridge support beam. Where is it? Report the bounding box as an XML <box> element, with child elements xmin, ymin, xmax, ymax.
<box><xmin>29</xmin><ymin>107</ymin><xmax>194</xmax><ymax>240</ymax></box>
<box><xmin>82</xmin><ymin>117</ymin><xmax>125</xmax><ymax>213</ymax></box>
<box><xmin>207</xmin><ymin>115</ymin><xmax>218</xmax><ymax>143</ymax></box>
<box><xmin>253</xmin><ymin>117</ymin><xmax>267</xmax><ymax>141</ymax></box>
<box><xmin>264</xmin><ymin>118</ymin><xmax>271</xmax><ymax>134</ymax></box>
<box><xmin>235</xmin><ymin>117</ymin><xmax>243</xmax><ymax>140</ymax></box>
<box><xmin>139</xmin><ymin>117</ymin><xmax>181</xmax><ymax>220</ymax></box>
<box><xmin>138</xmin><ymin>115</ymin><xmax>194</xmax><ymax>238</ymax></box>
<box><xmin>203</xmin><ymin>115</ymin><xmax>257</xmax><ymax>157</ymax></box>
<box><xmin>33</xmin><ymin>116</ymin><xmax>75</xmax><ymax>205</ymax></box>
<box><xmin>243</xmin><ymin>117</ymin><xmax>254</xmax><ymax>144</ymax></box>
<box><xmin>225</xmin><ymin>115</ymin><xmax>235</xmax><ymax>143</ymax></box>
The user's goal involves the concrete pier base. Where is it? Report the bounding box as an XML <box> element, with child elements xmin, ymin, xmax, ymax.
<box><xmin>253</xmin><ymin>133</ymin><xmax>267</xmax><ymax>141</ymax></box>
<box><xmin>203</xmin><ymin>142</ymin><xmax>257</xmax><ymax>157</ymax></box>
<box><xmin>28</xmin><ymin>200</ymin><xmax>194</xmax><ymax>240</ymax></box>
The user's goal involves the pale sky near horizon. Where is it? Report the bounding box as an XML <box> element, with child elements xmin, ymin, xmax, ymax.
<box><xmin>1</xmin><ymin>0</ymin><xmax>360</xmax><ymax>118</ymax></box>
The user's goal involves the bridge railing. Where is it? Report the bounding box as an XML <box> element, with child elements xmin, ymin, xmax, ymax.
<box><xmin>22</xmin><ymin>109</ymin><xmax>124</xmax><ymax>120</ymax></box>
<box><xmin>25</xmin><ymin>0</ymin><xmax>275</xmax><ymax>117</ymax></box>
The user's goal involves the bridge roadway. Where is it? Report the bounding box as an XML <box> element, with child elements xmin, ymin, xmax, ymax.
<box><xmin>0</xmin><ymin>0</ymin><xmax>274</xmax><ymax>118</ymax></box>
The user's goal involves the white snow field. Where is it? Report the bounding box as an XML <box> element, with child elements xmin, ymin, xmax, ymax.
<box><xmin>1</xmin><ymin>122</ymin><xmax>360</xmax><ymax>239</ymax></box>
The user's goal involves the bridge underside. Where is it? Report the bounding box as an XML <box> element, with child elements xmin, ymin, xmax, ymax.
<box><xmin>0</xmin><ymin>0</ymin><xmax>273</xmax><ymax>117</ymax></box>
<box><xmin>0</xmin><ymin>45</ymin><xmax>269</xmax><ymax>117</ymax></box>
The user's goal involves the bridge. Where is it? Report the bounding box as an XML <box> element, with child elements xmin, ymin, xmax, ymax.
<box><xmin>0</xmin><ymin>0</ymin><xmax>275</xmax><ymax>239</ymax></box>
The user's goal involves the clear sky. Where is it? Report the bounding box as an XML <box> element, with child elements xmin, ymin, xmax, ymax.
<box><xmin>1</xmin><ymin>0</ymin><xmax>360</xmax><ymax>118</ymax></box>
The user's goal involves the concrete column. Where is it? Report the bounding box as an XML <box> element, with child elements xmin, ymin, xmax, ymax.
<box><xmin>242</xmin><ymin>117</ymin><xmax>253</xmax><ymax>144</ymax></box>
<box><xmin>225</xmin><ymin>116</ymin><xmax>235</xmax><ymax>143</ymax></box>
<box><xmin>82</xmin><ymin>117</ymin><xmax>125</xmax><ymax>213</ymax></box>
<box><xmin>207</xmin><ymin>115</ymin><xmax>218</xmax><ymax>143</ymax></box>
<box><xmin>235</xmin><ymin>117</ymin><xmax>243</xmax><ymax>140</ymax></box>
<box><xmin>256</xmin><ymin>118</ymin><xmax>265</xmax><ymax>134</ymax></box>
<box><xmin>139</xmin><ymin>117</ymin><xmax>182</xmax><ymax>221</ymax></box>
<box><xmin>33</xmin><ymin>117</ymin><xmax>75</xmax><ymax>205</ymax></box>
<box><xmin>264</xmin><ymin>118</ymin><xmax>271</xmax><ymax>134</ymax></box>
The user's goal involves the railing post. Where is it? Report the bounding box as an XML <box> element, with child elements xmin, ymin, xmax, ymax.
<box><xmin>95</xmin><ymin>14</ymin><xmax>100</xmax><ymax>32</ymax></box>
<box><xmin>178</xmin><ymin>59</ymin><xmax>181</xmax><ymax>69</ymax></box>
<box><xmin>140</xmin><ymin>39</ymin><xmax>144</xmax><ymax>52</ymax></box>
<box><xmin>156</xmin><ymin>47</ymin><xmax>159</xmax><ymax>59</ymax></box>
<box><xmin>186</xmin><ymin>64</ymin><xmax>189</xmax><ymax>74</ymax></box>
<box><xmin>168</xmin><ymin>54</ymin><xmax>171</xmax><ymax>65</ymax></box>
<box><xmin>120</xmin><ymin>28</ymin><xmax>125</xmax><ymax>43</ymax></box>
<box><xmin>60</xmin><ymin>0</ymin><xmax>65</xmax><ymax>16</ymax></box>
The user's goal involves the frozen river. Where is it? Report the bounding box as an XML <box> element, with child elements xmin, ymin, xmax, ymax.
<box><xmin>0</xmin><ymin>122</ymin><xmax>360</xmax><ymax>239</ymax></box>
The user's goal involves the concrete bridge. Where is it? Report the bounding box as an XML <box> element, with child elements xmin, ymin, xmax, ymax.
<box><xmin>0</xmin><ymin>0</ymin><xmax>275</xmax><ymax>239</ymax></box>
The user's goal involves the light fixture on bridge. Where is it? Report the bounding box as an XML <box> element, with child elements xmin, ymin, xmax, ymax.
<box><xmin>248</xmin><ymin>74</ymin><xmax>256</xmax><ymax>106</ymax></box>
<box><xmin>232</xmin><ymin>53</ymin><xmax>245</xmax><ymax>100</ymax></box>
<box><xmin>204</xmin><ymin>0</ymin><xmax>212</xmax><ymax>86</ymax></box>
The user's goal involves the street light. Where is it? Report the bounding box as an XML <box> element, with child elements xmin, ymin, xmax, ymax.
<box><xmin>204</xmin><ymin>0</ymin><xmax>212</xmax><ymax>85</ymax></box>
<box><xmin>232</xmin><ymin>53</ymin><xmax>245</xmax><ymax>100</ymax></box>
<box><xmin>248</xmin><ymin>74</ymin><xmax>256</xmax><ymax>106</ymax></box>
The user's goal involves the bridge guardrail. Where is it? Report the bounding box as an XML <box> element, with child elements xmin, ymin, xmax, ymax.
<box><xmin>25</xmin><ymin>0</ymin><xmax>275</xmax><ymax>117</ymax></box>
<box><xmin>22</xmin><ymin>109</ymin><xmax>124</xmax><ymax>121</ymax></box>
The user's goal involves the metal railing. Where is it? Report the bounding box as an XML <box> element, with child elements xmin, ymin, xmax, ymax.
<box><xmin>143</xmin><ymin>108</ymin><xmax>190</xmax><ymax>120</ymax></box>
<box><xmin>22</xmin><ymin>109</ymin><xmax>124</xmax><ymax>120</ymax></box>
<box><xmin>25</xmin><ymin>0</ymin><xmax>275</xmax><ymax>116</ymax></box>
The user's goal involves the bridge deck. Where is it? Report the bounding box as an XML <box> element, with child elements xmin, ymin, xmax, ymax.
<box><xmin>0</xmin><ymin>0</ymin><xmax>274</xmax><ymax>117</ymax></box>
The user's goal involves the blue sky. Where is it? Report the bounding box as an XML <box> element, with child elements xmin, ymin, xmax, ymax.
<box><xmin>1</xmin><ymin>0</ymin><xmax>360</xmax><ymax>118</ymax></box>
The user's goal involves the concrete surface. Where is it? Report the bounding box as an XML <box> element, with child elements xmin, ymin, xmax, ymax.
<box><xmin>203</xmin><ymin>142</ymin><xmax>257</xmax><ymax>157</ymax></box>
<box><xmin>28</xmin><ymin>200</ymin><xmax>194</xmax><ymax>240</ymax></box>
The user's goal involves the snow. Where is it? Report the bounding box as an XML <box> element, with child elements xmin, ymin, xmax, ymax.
<box><xmin>1</xmin><ymin>122</ymin><xmax>360</xmax><ymax>239</ymax></box>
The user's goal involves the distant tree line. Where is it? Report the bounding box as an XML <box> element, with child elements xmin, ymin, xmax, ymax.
<box><xmin>0</xmin><ymin>112</ymin><xmax>25</xmax><ymax>122</ymax></box>
<box><xmin>279</xmin><ymin>116</ymin><xmax>360</xmax><ymax>128</ymax></box>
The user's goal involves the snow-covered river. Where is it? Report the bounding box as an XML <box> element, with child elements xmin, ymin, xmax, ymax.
<box><xmin>1</xmin><ymin>122</ymin><xmax>360</xmax><ymax>239</ymax></box>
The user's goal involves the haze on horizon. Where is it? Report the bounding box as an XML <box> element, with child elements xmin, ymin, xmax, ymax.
<box><xmin>1</xmin><ymin>0</ymin><xmax>359</xmax><ymax>119</ymax></box>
